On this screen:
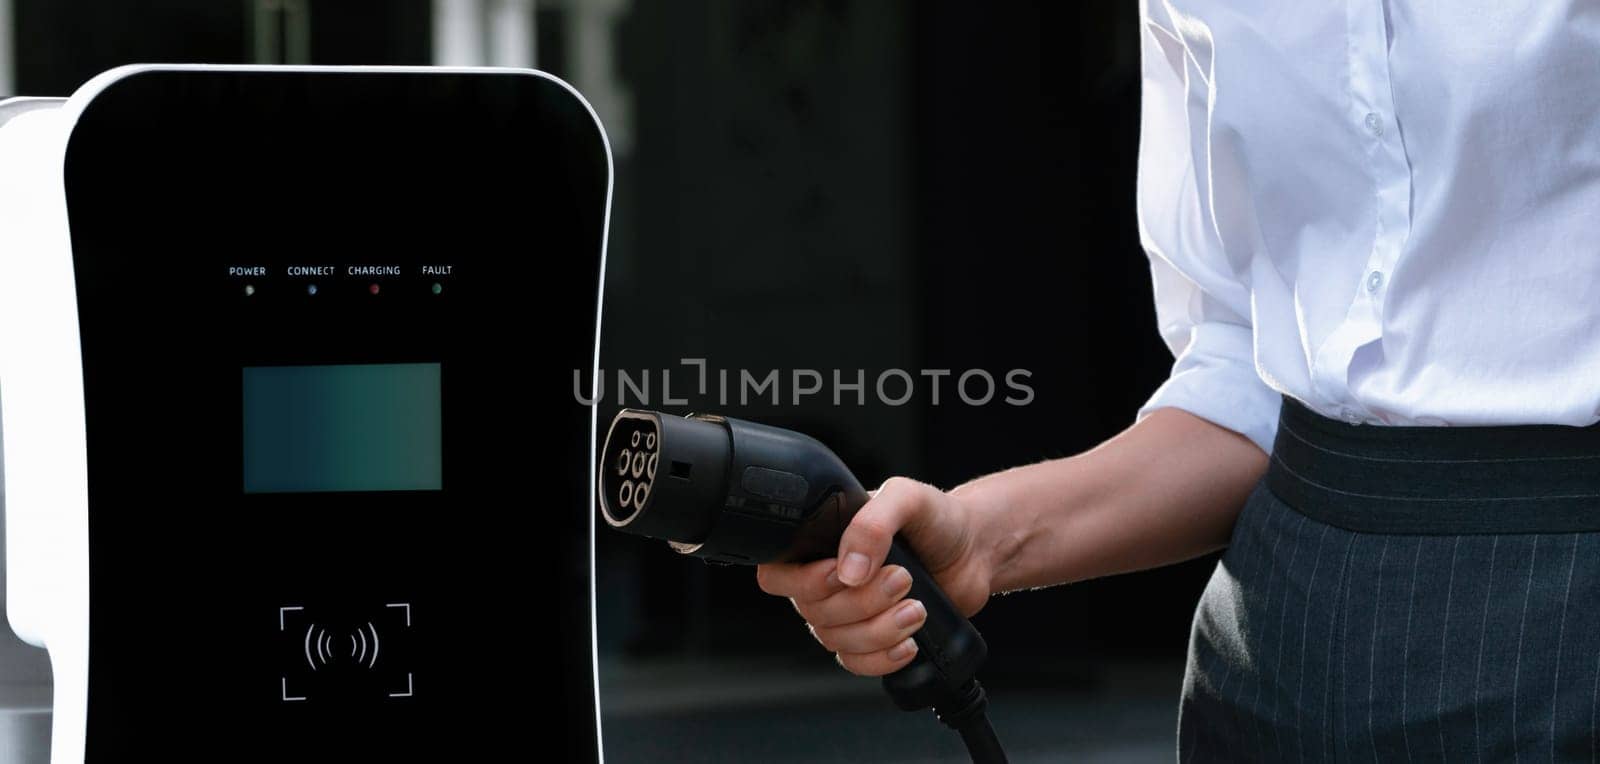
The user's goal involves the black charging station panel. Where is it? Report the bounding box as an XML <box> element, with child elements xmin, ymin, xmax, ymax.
<box><xmin>63</xmin><ymin>70</ymin><xmax>604</xmax><ymax>759</ymax></box>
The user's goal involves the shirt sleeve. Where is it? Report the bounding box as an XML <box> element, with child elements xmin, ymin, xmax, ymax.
<box><xmin>1135</xmin><ymin>256</ymin><xmax>1279</xmax><ymax>455</ymax></box>
<box><xmin>1133</xmin><ymin>3</ymin><xmax>1279</xmax><ymax>455</ymax></box>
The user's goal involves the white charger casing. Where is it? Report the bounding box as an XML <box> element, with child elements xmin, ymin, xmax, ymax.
<box><xmin>0</xmin><ymin>94</ymin><xmax>70</xmax><ymax>764</ymax></box>
<box><xmin>0</xmin><ymin>90</ymin><xmax>89</xmax><ymax>764</ymax></box>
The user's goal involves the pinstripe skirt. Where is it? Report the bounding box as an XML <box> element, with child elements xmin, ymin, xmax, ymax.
<box><xmin>1179</xmin><ymin>399</ymin><xmax>1600</xmax><ymax>762</ymax></box>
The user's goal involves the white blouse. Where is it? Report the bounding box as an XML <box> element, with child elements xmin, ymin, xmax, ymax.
<box><xmin>1134</xmin><ymin>0</ymin><xmax>1600</xmax><ymax>454</ymax></box>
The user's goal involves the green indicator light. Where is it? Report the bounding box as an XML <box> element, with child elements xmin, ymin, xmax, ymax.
<box><xmin>431</xmin><ymin>283</ymin><xmax>443</xmax><ymax>295</ymax></box>
<box><xmin>244</xmin><ymin>284</ymin><xmax>256</xmax><ymax>297</ymax></box>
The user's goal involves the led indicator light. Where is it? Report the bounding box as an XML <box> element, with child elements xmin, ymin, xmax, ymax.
<box><xmin>431</xmin><ymin>283</ymin><xmax>443</xmax><ymax>295</ymax></box>
<box><xmin>244</xmin><ymin>284</ymin><xmax>256</xmax><ymax>296</ymax></box>
<box><xmin>307</xmin><ymin>284</ymin><xmax>318</xmax><ymax>296</ymax></box>
<box><xmin>369</xmin><ymin>284</ymin><xmax>381</xmax><ymax>295</ymax></box>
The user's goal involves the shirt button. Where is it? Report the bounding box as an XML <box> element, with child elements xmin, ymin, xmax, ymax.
<box><xmin>1364</xmin><ymin>112</ymin><xmax>1384</xmax><ymax>137</ymax></box>
<box><xmin>1366</xmin><ymin>270</ymin><xmax>1384</xmax><ymax>293</ymax></box>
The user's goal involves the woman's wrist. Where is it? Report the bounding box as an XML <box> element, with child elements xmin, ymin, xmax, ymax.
<box><xmin>945</xmin><ymin>478</ymin><xmax>1005</xmax><ymax>598</ymax></box>
<box><xmin>946</xmin><ymin>408</ymin><xmax>1266</xmax><ymax>596</ymax></box>
<box><xmin>949</xmin><ymin>460</ymin><xmax>1073</xmax><ymax>596</ymax></box>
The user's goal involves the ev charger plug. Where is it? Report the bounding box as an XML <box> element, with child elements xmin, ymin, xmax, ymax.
<box><xmin>599</xmin><ymin>409</ymin><xmax>1009</xmax><ymax>764</ymax></box>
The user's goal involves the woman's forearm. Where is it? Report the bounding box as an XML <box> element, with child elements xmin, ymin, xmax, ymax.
<box><xmin>957</xmin><ymin>407</ymin><xmax>1268</xmax><ymax>594</ymax></box>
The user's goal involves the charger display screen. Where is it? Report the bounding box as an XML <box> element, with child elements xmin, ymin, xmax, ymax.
<box><xmin>242</xmin><ymin>362</ymin><xmax>442</xmax><ymax>493</ymax></box>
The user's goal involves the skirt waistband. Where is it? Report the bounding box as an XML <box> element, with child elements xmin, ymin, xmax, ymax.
<box><xmin>1265</xmin><ymin>397</ymin><xmax>1600</xmax><ymax>534</ymax></box>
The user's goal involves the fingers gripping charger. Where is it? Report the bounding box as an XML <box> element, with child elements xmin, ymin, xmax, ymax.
<box><xmin>600</xmin><ymin>409</ymin><xmax>1009</xmax><ymax>764</ymax></box>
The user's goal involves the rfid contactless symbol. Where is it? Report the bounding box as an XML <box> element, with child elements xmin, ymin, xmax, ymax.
<box><xmin>302</xmin><ymin>622</ymin><xmax>380</xmax><ymax>671</ymax></box>
<box><xmin>278</xmin><ymin>604</ymin><xmax>413</xmax><ymax>702</ymax></box>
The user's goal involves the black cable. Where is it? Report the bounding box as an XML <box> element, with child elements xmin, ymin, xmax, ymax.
<box><xmin>953</xmin><ymin>714</ymin><xmax>1007</xmax><ymax>764</ymax></box>
<box><xmin>933</xmin><ymin>679</ymin><xmax>1009</xmax><ymax>764</ymax></box>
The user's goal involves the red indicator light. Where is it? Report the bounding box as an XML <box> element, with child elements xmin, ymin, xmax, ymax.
<box><xmin>369</xmin><ymin>284</ymin><xmax>380</xmax><ymax>295</ymax></box>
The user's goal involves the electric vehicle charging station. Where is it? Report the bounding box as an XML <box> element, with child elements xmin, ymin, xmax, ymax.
<box><xmin>0</xmin><ymin>65</ymin><xmax>609</xmax><ymax>762</ymax></box>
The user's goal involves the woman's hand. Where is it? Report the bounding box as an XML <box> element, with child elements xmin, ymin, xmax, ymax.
<box><xmin>754</xmin><ymin>477</ymin><xmax>995</xmax><ymax>677</ymax></box>
<box><xmin>749</xmin><ymin>409</ymin><xmax>1269</xmax><ymax>680</ymax></box>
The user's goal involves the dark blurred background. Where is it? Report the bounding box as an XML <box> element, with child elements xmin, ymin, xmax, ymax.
<box><xmin>1</xmin><ymin>2</ymin><xmax>1214</xmax><ymax>760</ymax></box>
